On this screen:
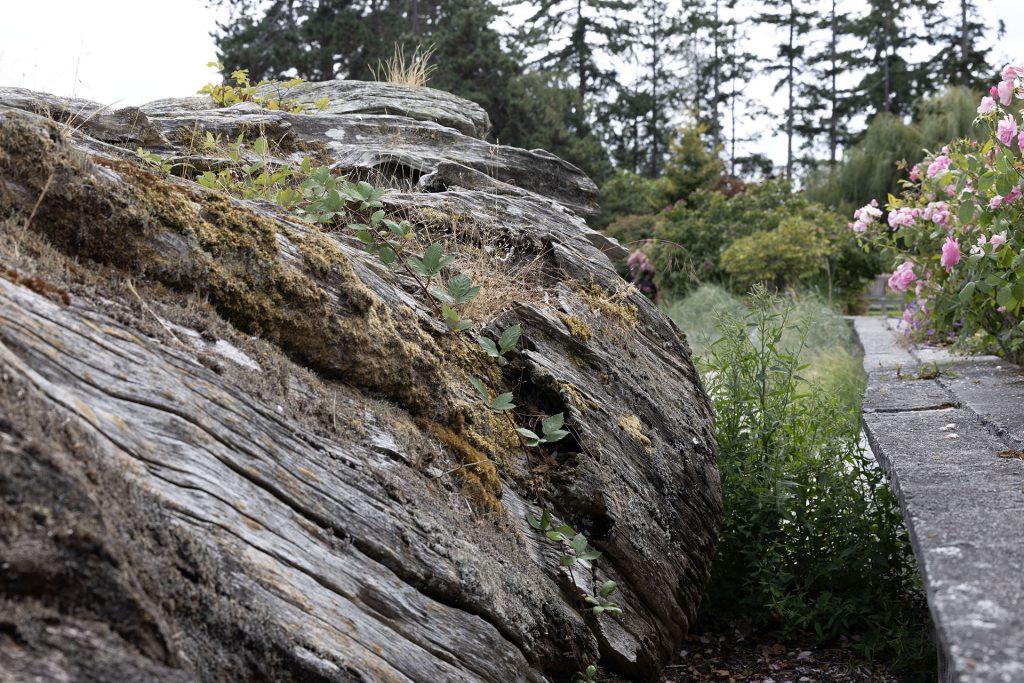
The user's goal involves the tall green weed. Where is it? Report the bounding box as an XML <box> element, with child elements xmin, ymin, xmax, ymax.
<box><xmin>696</xmin><ymin>286</ymin><xmax>934</xmax><ymax>679</ymax></box>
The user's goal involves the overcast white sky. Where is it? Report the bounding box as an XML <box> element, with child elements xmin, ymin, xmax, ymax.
<box><xmin>1</xmin><ymin>0</ymin><xmax>1020</xmax><ymax>169</ymax></box>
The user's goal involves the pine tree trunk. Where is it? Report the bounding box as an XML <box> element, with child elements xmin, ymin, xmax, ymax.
<box><xmin>710</xmin><ymin>0</ymin><xmax>722</xmax><ymax>149</ymax></box>
<box><xmin>785</xmin><ymin>0</ymin><xmax>795</xmax><ymax>178</ymax></box>
<box><xmin>576</xmin><ymin>0</ymin><xmax>587</xmax><ymax>133</ymax></box>
<box><xmin>959</xmin><ymin>0</ymin><xmax>968</xmax><ymax>87</ymax></box>
<box><xmin>829</xmin><ymin>0</ymin><xmax>838</xmax><ymax>164</ymax></box>
<box><xmin>650</xmin><ymin>5</ymin><xmax>660</xmax><ymax>177</ymax></box>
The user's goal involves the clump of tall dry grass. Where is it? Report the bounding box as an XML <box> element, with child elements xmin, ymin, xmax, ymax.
<box><xmin>371</xmin><ymin>44</ymin><xmax>437</xmax><ymax>87</ymax></box>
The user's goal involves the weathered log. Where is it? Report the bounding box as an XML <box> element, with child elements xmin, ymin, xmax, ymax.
<box><xmin>0</xmin><ymin>85</ymin><xmax>719</xmax><ymax>683</ymax></box>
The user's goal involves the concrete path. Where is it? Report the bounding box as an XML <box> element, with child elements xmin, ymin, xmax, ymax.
<box><xmin>851</xmin><ymin>317</ymin><xmax>1024</xmax><ymax>683</ymax></box>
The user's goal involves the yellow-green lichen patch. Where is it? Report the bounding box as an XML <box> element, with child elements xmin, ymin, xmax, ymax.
<box><xmin>618</xmin><ymin>413</ymin><xmax>652</xmax><ymax>454</ymax></box>
<box><xmin>410</xmin><ymin>204</ymin><xmax>468</xmax><ymax>232</ymax></box>
<box><xmin>418</xmin><ymin>421</ymin><xmax>503</xmax><ymax>517</ymax></box>
<box><xmin>556</xmin><ymin>380</ymin><xmax>599</xmax><ymax>412</ymax></box>
<box><xmin>559</xmin><ymin>314</ymin><xmax>593</xmax><ymax>341</ymax></box>
<box><xmin>568</xmin><ymin>354</ymin><xmax>588</xmax><ymax>370</ymax></box>
<box><xmin>576</xmin><ymin>280</ymin><xmax>639</xmax><ymax>330</ymax></box>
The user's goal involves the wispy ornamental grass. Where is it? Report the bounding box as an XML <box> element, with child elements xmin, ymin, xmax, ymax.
<box><xmin>663</xmin><ymin>284</ymin><xmax>746</xmax><ymax>358</ymax></box>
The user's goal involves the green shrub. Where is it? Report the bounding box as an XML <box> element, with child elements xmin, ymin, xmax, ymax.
<box><xmin>602</xmin><ymin>213</ymin><xmax>658</xmax><ymax>248</ymax></box>
<box><xmin>648</xmin><ymin>179</ymin><xmax>876</xmax><ymax>305</ymax></box>
<box><xmin>719</xmin><ymin>216</ymin><xmax>831</xmax><ymax>293</ymax></box>
<box><xmin>594</xmin><ymin>170</ymin><xmax>660</xmax><ymax>230</ymax></box>
<box><xmin>698</xmin><ymin>287</ymin><xmax>934</xmax><ymax>679</ymax></box>
<box><xmin>649</xmin><ymin>122</ymin><xmax>724</xmax><ymax>208</ymax></box>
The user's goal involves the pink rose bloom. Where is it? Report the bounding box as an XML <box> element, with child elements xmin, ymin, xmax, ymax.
<box><xmin>923</xmin><ymin>201</ymin><xmax>950</xmax><ymax>225</ymax></box>
<box><xmin>998</xmin><ymin>79</ymin><xmax>1015</xmax><ymax>106</ymax></box>
<box><xmin>990</xmin><ymin>195</ymin><xmax>1004</xmax><ymax>209</ymax></box>
<box><xmin>850</xmin><ymin>201</ymin><xmax>882</xmax><ymax>232</ymax></box>
<box><xmin>998</xmin><ymin>115</ymin><xmax>1018</xmax><ymax>146</ymax></box>
<box><xmin>941</xmin><ymin>236</ymin><xmax>961</xmax><ymax>271</ymax></box>
<box><xmin>926</xmin><ymin>155</ymin><xmax>952</xmax><ymax>177</ymax></box>
<box><xmin>1001</xmin><ymin>63</ymin><xmax>1024</xmax><ymax>82</ymax></box>
<box><xmin>1006</xmin><ymin>186</ymin><xmax>1022</xmax><ymax>204</ymax></box>
<box><xmin>888</xmin><ymin>207</ymin><xmax>918</xmax><ymax>229</ymax></box>
<box><xmin>888</xmin><ymin>261</ymin><xmax>917</xmax><ymax>292</ymax></box>
<box><xmin>991</xmin><ymin>231</ymin><xmax>1008</xmax><ymax>250</ymax></box>
<box><xmin>978</xmin><ymin>96</ymin><xmax>996</xmax><ymax>114</ymax></box>
<box><xmin>1018</xmin><ymin>129</ymin><xmax>1024</xmax><ymax>149</ymax></box>
<box><xmin>909</xmin><ymin>164</ymin><xmax>922</xmax><ymax>181</ymax></box>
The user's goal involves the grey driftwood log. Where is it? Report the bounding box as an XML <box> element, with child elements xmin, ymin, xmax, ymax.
<box><xmin>0</xmin><ymin>81</ymin><xmax>719</xmax><ymax>682</ymax></box>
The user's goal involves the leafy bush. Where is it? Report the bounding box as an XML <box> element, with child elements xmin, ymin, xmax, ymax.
<box><xmin>594</xmin><ymin>171</ymin><xmax>660</xmax><ymax>230</ymax></box>
<box><xmin>602</xmin><ymin>213</ymin><xmax>657</xmax><ymax>247</ymax></box>
<box><xmin>698</xmin><ymin>287</ymin><xmax>933</xmax><ymax>678</ymax></box>
<box><xmin>594</xmin><ymin>123</ymin><xmax>722</xmax><ymax>229</ymax></box>
<box><xmin>855</xmin><ymin>67</ymin><xmax>1024</xmax><ymax>363</ymax></box>
<box><xmin>647</xmin><ymin>179</ymin><xmax>877</xmax><ymax>304</ymax></box>
<box><xmin>719</xmin><ymin>216</ymin><xmax>832</xmax><ymax>293</ymax></box>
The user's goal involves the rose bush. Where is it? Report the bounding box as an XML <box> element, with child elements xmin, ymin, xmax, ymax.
<box><xmin>855</xmin><ymin>62</ymin><xmax>1024</xmax><ymax>362</ymax></box>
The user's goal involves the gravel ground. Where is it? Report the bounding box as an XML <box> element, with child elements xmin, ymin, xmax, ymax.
<box><xmin>657</xmin><ymin>631</ymin><xmax>904</xmax><ymax>683</ymax></box>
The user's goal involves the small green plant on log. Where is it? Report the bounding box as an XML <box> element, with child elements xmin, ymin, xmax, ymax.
<box><xmin>524</xmin><ymin>510</ymin><xmax>621</xmax><ymax>617</ymax></box>
<box><xmin>573</xmin><ymin>664</ymin><xmax>598</xmax><ymax>683</ymax></box>
<box><xmin>477</xmin><ymin>324</ymin><xmax>520</xmax><ymax>366</ymax></box>
<box><xmin>199</xmin><ymin>62</ymin><xmax>328</xmax><ymax>112</ymax></box>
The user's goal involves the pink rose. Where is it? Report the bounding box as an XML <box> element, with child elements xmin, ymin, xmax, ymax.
<box><xmin>1006</xmin><ymin>187</ymin><xmax>1022</xmax><ymax>204</ymax></box>
<box><xmin>978</xmin><ymin>96</ymin><xmax>996</xmax><ymax>114</ymax></box>
<box><xmin>941</xmin><ymin>236</ymin><xmax>961</xmax><ymax>271</ymax></box>
<box><xmin>923</xmin><ymin>201</ymin><xmax>950</xmax><ymax>225</ymax></box>
<box><xmin>1001</xmin><ymin>63</ymin><xmax>1024</xmax><ymax>82</ymax></box>
<box><xmin>990</xmin><ymin>195</ymin><xmax>1004</xmax><ymax>209</ymax></box>
<box><xmin>887</xmin><ymin>207</ymin><xmax>917</xmax><ymax>229</ymax></box>
<box><xmin>991</xmin><ymin>231</ymin><xmax>1008</xmax><ymax>250</ymax></box>
<box><xmin>998</xmin><ymin>79</ymin><xmax>1015</xmax><ymax>106</ymax></box>
<box><xmin>887</xmin><ymin>261</ymin><xmax>918</xmax><ymax>292</ymax></box>
<box><xmin>926</xmin><ymin>155</ymin><xmax>952</xmax><ymax>177</ymax></box>
<box><xmin>998</xmin><ymin>115</ymin><xmax>1018</xmax><ymax>146</ymax></box>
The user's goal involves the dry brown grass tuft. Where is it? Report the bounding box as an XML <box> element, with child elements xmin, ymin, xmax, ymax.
<box><xmin>407</xmin><ymin>208</ymin><xmax>551</xmax><ymax>323</ymax></box>
<box><xmin>371</xmin><ymin>44</ymin><xmax>437</xmax><ymax>87</ymax></box>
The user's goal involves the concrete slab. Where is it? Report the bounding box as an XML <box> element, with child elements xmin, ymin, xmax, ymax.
<box><xmin>851</xmin><ymin>316</ymin><xmax>1024</xmax><ymax>683</ymax></box>
<box><xmin>863</xmin><ymin>369</ymin><xmax>958</xmax><ymax>413</ymax></box>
